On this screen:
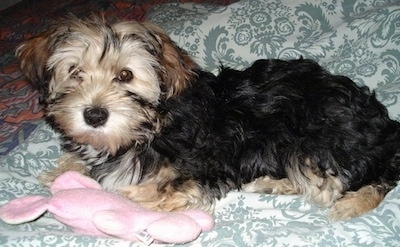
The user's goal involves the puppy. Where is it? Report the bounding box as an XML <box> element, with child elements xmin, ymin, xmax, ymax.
<box><xmin>17</xmin><ymin>16</ymin><xmax>400</xmax><ymax>220</ymax></box>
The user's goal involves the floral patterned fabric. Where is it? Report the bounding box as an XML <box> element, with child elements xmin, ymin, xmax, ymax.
<box><xmin>148</xmin><ymin>0</ymin><xmax>400</xmax><ymax>121</ymax></box>
<box><xmin>1</xmin><ymin>0</ymin><xmax>400</xmax><ymax>246</ymax></box>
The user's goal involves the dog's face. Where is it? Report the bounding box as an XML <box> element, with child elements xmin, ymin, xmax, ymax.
<box><xmin>16</xmin><ymin>16</ymin><xmax>197</xmax><ymax>154</ymax></box>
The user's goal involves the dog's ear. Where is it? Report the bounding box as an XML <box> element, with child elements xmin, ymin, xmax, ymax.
<box><xmin>142</xmin><ymin>23</ymin><xmax>198</xmax><ymax>98</ymax></box>
<box><xmin>15</xmin><ymin>31</ymin><xmax>53</xmax><ymax>95</ymax></box>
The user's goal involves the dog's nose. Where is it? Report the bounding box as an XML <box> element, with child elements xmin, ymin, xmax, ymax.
<box><xmin>83</xmin><ymin>107</ymin><xmax>109</xmax><ymax>128</ymax></box>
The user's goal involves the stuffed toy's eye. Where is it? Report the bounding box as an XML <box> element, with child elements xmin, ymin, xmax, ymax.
<box><xmin>116</xmin><ymin>70</ymin><xmax>134</xmax><ymax>83</ymax></box>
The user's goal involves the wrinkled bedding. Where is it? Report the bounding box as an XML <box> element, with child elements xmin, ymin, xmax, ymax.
<box><xmin>1</xmin><ymin>0</ymin><xmax>400</xmax><ymax>246</ymax></box>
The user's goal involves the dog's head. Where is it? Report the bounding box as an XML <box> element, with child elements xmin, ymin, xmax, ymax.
<box><xmin>16</xmin><ymin>16</ymin><xmax>197</xmax><ymax>154</ymax></box>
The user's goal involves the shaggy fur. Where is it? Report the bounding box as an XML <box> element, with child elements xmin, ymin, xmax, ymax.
<box><xmin>17</xmin><ymin>16</ymin><xmax>400</xmax><ymax>221</ymax></box>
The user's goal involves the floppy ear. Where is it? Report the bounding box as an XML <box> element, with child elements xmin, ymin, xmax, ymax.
<box><xmin>15</xmin><ymin>30</ymin><xmax>53</xmax><ymax>95</ymax></box>
<box><xmin>0</xmin><ymin>196</ymin><xmax>49</xmax><ymax>224</ymax></box>
<box><xmin>142</xmin><ymin>22</ymin><xmax>199</xmax><ymax>98</ymax></box>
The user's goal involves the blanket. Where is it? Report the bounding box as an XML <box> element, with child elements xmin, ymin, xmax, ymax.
<box><xmin>1</xmin><ymin>0</ymin><xmax>400</xmax><ymax>246</ymax></box>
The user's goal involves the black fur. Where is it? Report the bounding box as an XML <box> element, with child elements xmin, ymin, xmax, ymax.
<box><xmin>121</xmin><ymin>58</ymin><xmax>400</xmax><ymax>201</ymax></box>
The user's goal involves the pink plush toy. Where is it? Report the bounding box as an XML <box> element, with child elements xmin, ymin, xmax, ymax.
<box><xmin>0</xmin><ymin>171</ymin><xmax>214</xmax><ymax>245</ymax></box>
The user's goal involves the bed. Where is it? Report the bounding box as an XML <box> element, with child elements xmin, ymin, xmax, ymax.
<box><xmin>1</xmin><ymin>0</ymin><xmax>400</xmax><ymax>246</ymax></box>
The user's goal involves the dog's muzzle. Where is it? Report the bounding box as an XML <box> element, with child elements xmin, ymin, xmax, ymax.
<box><xmin>83</xmin><ymin>107</ymin><xmax>109</xmax><ymax>128</ymax></box>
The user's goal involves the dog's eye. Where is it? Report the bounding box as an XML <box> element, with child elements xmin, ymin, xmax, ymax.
<box><xmin>69</xmin><ymin>66</ymin><xmax>81</xmax><ymax>74</ymax></box>
<box><xmin>69</xmin><ymin>66</ymin><xmax>83</xmax><ymax>80</ymax></box>
<box><xmin>116</xmin><ymin>70</ymin><xmax>134</xmax><ymax>83</ymax></box>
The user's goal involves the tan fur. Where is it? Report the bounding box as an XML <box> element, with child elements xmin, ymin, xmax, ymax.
<box><xmin>16</xmin><ymin>32</ymin><xmax>52</xmax><ymax>86</ymax></box>
<box><xmin>285</xmin><ymin>156</ymin><xmax>345</xmax><ymax>208</ymax></box>
<box><xmin>15</xmin><ymin>16</ymin><xmax>199</xmax><ymax>192</ymax></box>
<box><xmin>15</xmin><ymin>16</ymin><xmax>197</xmax><ymax>102</ymax></box>
<box><xmin>15</xmin><ymin>16</ymin><xmax>197</xmax><ymax>155</ymax></box>
<box><xmin>140</xmin><ymin>22</ymin><xmax>198</xmax><ymax>98</ymax></box>
<box><xmin>38</xmin><ymin>153</ymin><xmax>89</xmax><ymax>187</ymax></box>
<box><xmin>329</xmin><ymin>184</ymin><xmax>386</xmax><ymax>220</ymax></box>
<box><xmin>242</xmin><ymin>176</ymin><xmax>299</xmax><ymax>195</ymax></box>
<box><xmin>46</xmin><ymin>77</ymin><xmax>158</xmax><ymax>154</ymax></box>
<box><xmin>298</xmin><ymin>168</ymin><xmax>344</xmax><ymax>208</ymax></box>
<box><xmin>119</xmin><ymin>166</ymin><xmax>215</xmax><ymax>213</ymax></box>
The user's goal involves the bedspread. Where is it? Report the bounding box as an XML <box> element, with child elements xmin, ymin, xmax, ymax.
<box><xmin>1</xmin><ymin>0</ymin><xmax>400</xmax><ymax>246</ymax></box>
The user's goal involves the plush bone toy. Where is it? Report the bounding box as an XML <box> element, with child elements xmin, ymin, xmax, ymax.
<box><xmin>0</xmin><ymin>171</ymin><xmax>214</xmax><ymax>245</ymax></box>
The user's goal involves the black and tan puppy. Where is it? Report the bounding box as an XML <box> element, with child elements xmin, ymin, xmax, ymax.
<box><xmin>16</xmin><ymin>16</ymin><xmax>400</xmax><ymax>220</ymax></box>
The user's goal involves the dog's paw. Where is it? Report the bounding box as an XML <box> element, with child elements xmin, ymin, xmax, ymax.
<box><xmin>37</xmin><ymin>171</ymin><xmax>58</xmax><ymax>188</ymax></box>
<box><xmin>329</xmin><ymin>185</ymin><xmax>384</xmax><ymax>221</ymax></box>
<box><xmin>119</xmin><ymin>183</ymin><xmax>184</xmax><ymax>211</ymax></box>
<box><xmin>38</xmin><ymin>154</ymin><xmax>88</xmax><ymax>187</ymax></box>
<box><xmin>242</xmin><ymin>176</ymin><xmax>298</xmax><ymax>194</ymax></box>
<box><xmin>119</xmin><ymin>181</ymin><xmax>215</xmax><ymax>213</ymax></box>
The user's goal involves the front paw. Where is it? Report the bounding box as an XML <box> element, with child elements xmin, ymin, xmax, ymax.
<box><xmin>37</xmin><ymin>153</ymin><xmax>88</xmax><ymax>187</ymax></box>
